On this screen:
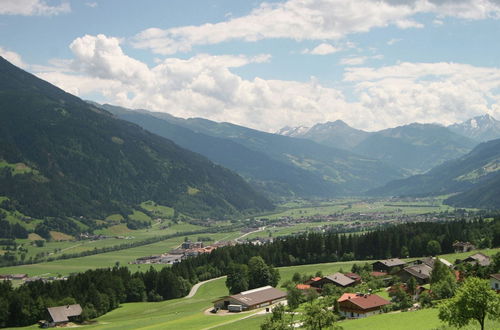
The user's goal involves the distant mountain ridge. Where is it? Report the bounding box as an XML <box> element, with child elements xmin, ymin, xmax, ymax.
<box><xmin>283</xmin><ymin>120</ymin><xmax>370</xmax><ymax>150</ymax></box>
<box><xmin>100</xmin><ymin>104</ymin><xmax>406</xmax><ymax>198</ymax></box>
<box><xmin>448</xmin><ymin>114</ymin><xmax>500</xmax><ymax>142</ymax></box>
<box><xmin>352</xmin><ymin>123</ymin><xmax>477</xmax><ymax>173</ymax></box>
<box><xmin>0</xmin><ymin>56</ymin><xmax>273</xmax><ymax>220</ymax></box>
<box><xmin>278</xmin><ymin>121</ymin><xmax>477</xmax><ymax>173</ymax></box>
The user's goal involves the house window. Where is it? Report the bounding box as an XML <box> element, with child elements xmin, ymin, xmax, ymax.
<box><xmin>495</xmin><ymin>283</ymin><xmax>499</xmax><ymax>289</ymax></box>
<box><xmin>351</xmin><ymin>312</ymin><xmax>354</xmax><ymax>317</ymax></box>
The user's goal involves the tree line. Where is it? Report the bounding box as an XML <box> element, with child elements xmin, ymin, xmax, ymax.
<box><xmin>0</xmin><ymin>266</ymin><xmax>191</xmax><ymax>327</ymax></box>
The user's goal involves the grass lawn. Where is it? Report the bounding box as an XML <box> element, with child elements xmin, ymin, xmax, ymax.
<box><xmin>214</xmin><ymin>314</ymin><xmax>267</xmax><ymax>330</ymax></box>
<box><xmin>89</xmin><ymin>278</ymin><xmax>247</xmax><ymax>330</ymax></box>
<box><xmin>341</xmin><ymin>308</ymin><xmax>500</xmax><ymax>330</ymax></box>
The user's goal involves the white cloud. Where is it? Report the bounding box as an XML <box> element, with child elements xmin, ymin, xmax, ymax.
<box><xmin>340</xmin><ymin>55</ymin><xmax>383</xmax><ymax>66</ymax></box>
<box><xmin>0</xmin><ymin>47</ymin><xmax>29</xmax><ymax>69</ymax></box>
<box><xmin>30</xmin><ymin>34</ymin><xmax>500</xmax><ymax>132</ymax></box>
<box><xmin>85</xmin><ymin>2</ymin><xmax>98</xmax><ymax>8</ymax></box>
<box><xmin>387</xmin><ymin>38</ymin><xmax>402</xmax><ymax>45</ymax></box>
<box><xmin>131</xmin><ymin>0</ymin><xmax>500</xmax><ymax>55</ymax></box>
<box><xmin>340</xmin><ymin>56</ymin><xmax>369</xmax><ymax>66</ymax></box>
<box><xmin>344</xmin><ymin>62</ymin><xmax>500</xmax><ymax>128</ymax></box>
<box><xmin>302</xmin><ymin>43</ymin><xmax>340</xmax><ymax>55</ymax></box>
<box><xmin>0</xmin><ymin>0</ymin><xmax>70</xmax><ymax>16</ymax></box>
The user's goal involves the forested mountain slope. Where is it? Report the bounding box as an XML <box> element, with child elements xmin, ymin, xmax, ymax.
<box><xmin>104</xmin><ymin>106</ymin><xmax>406</xmax><ymax>197</ymax></box>
<box><xmin>369</xmin><ymin>138</ymin><xmax>500</xmax><ymax>208</ymax></box>
<box><xmin>0</xmin><ymin>57</ymin><xmax>273</xmax><ymax>219</ymax></box>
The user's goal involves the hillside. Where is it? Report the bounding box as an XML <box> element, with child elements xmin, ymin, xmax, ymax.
<box><xmin>98</xmin><ymin>104</ymin><xmax>342</xmax><ymax>199</ymax></box>
<box><xmin>112</xmin><ymin>108</ymin><xmax>406</xmax><ymax>196</ymax></box>
<box><xmin>353</xmin><ymin>123</ymin><xmax>476</xmax><ymax>173</ymax></box>
<box><xmin>0</xmin><ymin>57</ymin><xmax>273</xmax><ymax>221</ymax></box>
<box><xmin>369</xmin><ymin>138</ymin><xmax>500</xmax><ymax>208</ymax></box>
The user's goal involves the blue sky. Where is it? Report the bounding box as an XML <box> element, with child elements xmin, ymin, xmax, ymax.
<box><xmin>2</xmin><ymin>0</ymin><xmax>500</xmax><ymax>132</ymax></box>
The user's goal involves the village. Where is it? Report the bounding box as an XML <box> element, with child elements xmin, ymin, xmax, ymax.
<box><xmin>210</xmin><ymin>245</ymin><xmax>499</xmax><ymax>325</ymax></box>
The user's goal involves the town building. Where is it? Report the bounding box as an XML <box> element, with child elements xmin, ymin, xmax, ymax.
<box><xmin>181</xmin><ymin>241</ymin><xmax>203</xmax><ymax>249</ymax></box>
<box><xmin>371</xmin><ymin>258</ymin><xmax>406</xmax><ymax>273</ymax></box>
<box><xmin>337</xmin><ymin>293</ymin><xmax>390</xmax><ymax>319</ymax></box>
<box><xmin>452</xmin><ymin>241</ymin><xmax>475</xmax><ymax>253</ymax></box>
<box><xmin>213</xmin><ymin>286</ymin><xmax>287</xmax><ymax>311</ymax></box>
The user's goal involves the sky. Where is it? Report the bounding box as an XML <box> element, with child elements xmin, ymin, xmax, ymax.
<box><xmin>2</xmin><ymin>0</ymin><xmax>500</xmax><ymax>132</ymax></box>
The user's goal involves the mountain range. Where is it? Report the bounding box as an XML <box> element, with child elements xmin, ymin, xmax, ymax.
<box><xmin>448</xmin><ymin>114</ymin><xmax>500</xmax><ymax>142</ymax></box>
<box><xmin>99</xmin><ymin>104</ymin><xmax>406</xmax><ymax>199</ymax></box>
<box><xmin>0</xmin><ymin>56</ymin><xmax>273</xmax><ymax>220</ymax></box>
<box><xmin>277</xmin><ymin>117</ymin><xmax>500</xmax><ymax>173</ymax></box>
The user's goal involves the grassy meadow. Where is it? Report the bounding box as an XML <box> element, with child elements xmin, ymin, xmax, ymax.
<box><xmin>257</xmin><ymin>197</ymin><xmax>458</xmax><ymax>221</ymax></box>
<box><xmin>0</xmin><ymin>231</ymin><xmax>242</xmax><ymax>277</ymax></box>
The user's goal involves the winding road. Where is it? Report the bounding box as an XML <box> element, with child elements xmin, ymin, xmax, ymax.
<box><xmin>185</xmin><ymin>276</ymin><xmax>226</xmax><ymax>298</ymax></box>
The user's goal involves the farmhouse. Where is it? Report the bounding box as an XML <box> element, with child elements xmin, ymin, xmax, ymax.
<box><xmin>491</xmin><ymin>273</ymin><xmax>500</xmax><ymax>292</ymax></box>
<box><xmin>372</xmin><ymin>258</ymin><xmax>406</xmax><ymax>273</ymax></box>
<box><xmin>398</xmin><ymin>263</ymin><xmax>433</xmax><ymax>284</ymax></box>
<box><xmin>213</xmin><ymin>286</ymin><xmax>287</xmax><ymax>311</ymax></box>
<box><xmin>337</xmin><ymin>293</ymin><xmax>390</xmax><ymax>319</ymax></box>
<box><xmin>452</xmin><ymin>241</ymin><xmax>475</xmax><ymax>253</ymax></box>
<box><xmin>311</xmin><ymin>273</ymin><xmax>356</xmax><ymax>288</ymax></box>
<box><xmin>462</xmin><ymin>252</ymin><xmax>491</xmax><ymax>266</ymax></box>
<box><xmin>45</xmin><ymin>304</ymin><xmax>82</xmax><ymax>326</ymax></box>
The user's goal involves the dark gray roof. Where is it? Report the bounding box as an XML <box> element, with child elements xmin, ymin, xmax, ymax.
<box><xmin>491</xmin><ymin>273</ymin><xmax>500</xmax><ymax>281</ymax></box>
<box><xmin>324</xmin><ymin>273</ymin><xmax>356</xmax><ymax>287</ymax></box>
<box><xmin>47</xmin><ymin>304</ymin><xmax>82</xmax><ymax>323</ymax></box>
<box><xmin>403</xmin><ymin>264</ymin><xmax>433</xmax><ymax>280</ymax></box>
<box><xmin>374</xmin><ymin>258</ymin><xmax>406</xmax><ymax>267</ymax></box>
<box><xmin>229</xmin><ymin>286</ymin><xmax>287</xmax><ymax>307</ymax></box>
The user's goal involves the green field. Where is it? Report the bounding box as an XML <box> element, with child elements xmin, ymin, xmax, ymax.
<box><xmin>0</xmin><ymin>231</ymin><xmax>242</xmax><ymax>276</ymax></box>
<box><xmin>244</xmin><ymin>221</ymin><xmax>343</xmax><ymax>240</ymax></box>
<box><xmin>90</xmin><ymin>278</ymin><xmax>246</xmax><ymax>330</ymax></box>
<box><xmin>258</xmin><ymin>198</ymin><xmax>457</xmax><ymax>221</ymax></box>
<box><xmin>1</xmin><ymin>220</ymin><xmax>205</xmax><ymax>265</ymax></box>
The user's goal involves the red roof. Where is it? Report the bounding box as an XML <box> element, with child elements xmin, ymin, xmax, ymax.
<box><xmin>338</xmin><ymin>293</ymin><xmax>358</xmax><ymax>302</ymax></box>
<box><xmin>296</xmin><ymin>284</ymin><xmax>311</xmax><ymax>290</ymax></box>
<box><xmin>338</xmin><ymin>294</ymin><xmax>390</xmax><ymax>310</ymax></box>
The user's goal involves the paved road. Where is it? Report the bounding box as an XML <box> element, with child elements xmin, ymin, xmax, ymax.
<box><xmin>185</xmin><ymin>276</ymin><xmax>226</xmax><ymax>298</ymax></box>
<box><xmin>236</xmin><ymin>226</ymin><xmax>266</xmax><ymax>242</ymax></box>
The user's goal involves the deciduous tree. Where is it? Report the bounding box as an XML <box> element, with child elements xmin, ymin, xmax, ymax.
<box><xmin>439</xmin><ymin>277</ymin><xmax>500</xmax><ymax>330</ymax></box>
